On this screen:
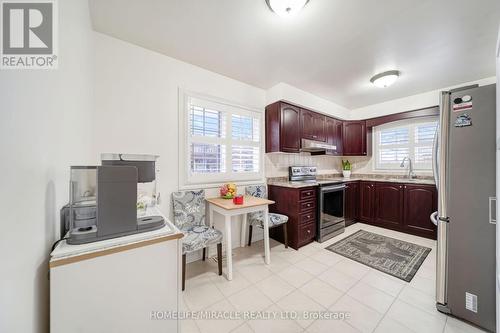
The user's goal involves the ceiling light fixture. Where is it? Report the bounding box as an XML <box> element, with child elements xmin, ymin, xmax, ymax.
<box><xmin>370</xmin><ymin>70</ymin><xmax>401</xmax><ymax>88</ymax></box>
<box><xmin>266</xmin><ymin>0</ymin><xmax>309</xmax><ymax>18</ymax></box>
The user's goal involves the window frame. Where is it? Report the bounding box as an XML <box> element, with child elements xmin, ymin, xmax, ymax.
<box><xmin>373</xmin><ymin>117</ymin><xmax>438</xmax><ymax>172</ymax></box>
<box><xmin>178</xmin><ymin>89</ymin><xmax>264</xmax><ymax>189</ymax></box>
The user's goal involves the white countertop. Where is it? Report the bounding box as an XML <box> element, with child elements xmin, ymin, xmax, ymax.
<box><xmin>50</xmin><ymin>207</ymin><xmax>182</xmax><ymax>261</ymax></box>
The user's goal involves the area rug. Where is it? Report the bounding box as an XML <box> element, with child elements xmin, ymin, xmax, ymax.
<box><xmin>326</xmin><ymin>230</ymin><xmax>431</xmax><ymax>282</ymax></box>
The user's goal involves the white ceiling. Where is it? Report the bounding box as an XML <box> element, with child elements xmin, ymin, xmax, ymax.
<box><xmin>89</xmin><ymin>0</ymin><xmax>500</xmax><ymax>109</ymax></box>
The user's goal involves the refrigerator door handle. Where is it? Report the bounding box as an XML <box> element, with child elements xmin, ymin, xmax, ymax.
<box><xmin>489</xmin><ymin>197</ymin><xmax>497</xmax><ymax>224</ymax></box>
<box><xmin>430</xmin><ymin>211</ymin><xmax>438</xmax><ymax>226</ymax></box>
<box><xmin>432</xmin><ymin>125</ymin><xmax>439</xmax><ymax>189</ymax></box>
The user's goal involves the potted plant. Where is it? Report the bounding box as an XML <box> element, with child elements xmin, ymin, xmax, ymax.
<box><xmin>342</xmin><ymin>160</ymin><xmax>352</xmax><ymax>178</ymax></box>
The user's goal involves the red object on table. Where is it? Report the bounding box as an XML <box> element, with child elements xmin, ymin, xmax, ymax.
<box><xmin>233</xmin><ymin>195</ymin><xmax>244</xmax><ymax>205</ymax></box>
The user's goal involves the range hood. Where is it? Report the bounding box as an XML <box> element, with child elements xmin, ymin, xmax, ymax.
<box><xmin>300</xmin><ymin>139</ymin><xmax>337</xmax><ymax>155</ymax></box>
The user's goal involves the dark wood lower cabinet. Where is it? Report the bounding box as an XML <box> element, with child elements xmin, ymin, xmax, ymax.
<box><xmin>344</xmin><ymin>181</ymin><xmax>359</xmax><ymax>226</ymax></box>
<box><xmin>374</xmin><ymin>183</ymin><xmax>404</xmax><ymax>227</ymax></box>
<box><xmin>403</xmin><ymin>184</ymin><xmax>437</xmax><ymax>238</ymax></box>
<box><xmin>268</xmin><ymin>185</ymin><xmax>317</xmax><ymax>250</ymax></box>
<box><xmin>267</xmin><ymin>181</ymin><xmax>437</xmax><ymax>247</ymax></box>
<box><xmin>358</xmin><ymin>181</ymin><xmax>375</xmax><ymax>223</ymax></box>
<box><xmin>344</xmin><ymin>181</ymin><xmax>437</xmax><ymax>239</ymax></box>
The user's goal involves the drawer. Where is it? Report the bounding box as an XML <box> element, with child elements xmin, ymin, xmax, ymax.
<box><xmin>299</xmin><ymin>210</ymin><xmax>316</xmax><ymax>224</ymax></box>
<box><xmin>299</xmin><ymin>222</ymin><xmax>316</xmax><ymax>244</ymax></box>
<box><xmin>300</xmin><ymin>200</ymin><xmax>316</xmax><ymax>212</ymax></box>
<box><xmin>300</xmin><ymin>189</ymin><xmax>316</xmax><ymax>200</ymax></box>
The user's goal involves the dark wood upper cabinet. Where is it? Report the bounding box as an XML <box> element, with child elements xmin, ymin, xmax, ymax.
<box><xmin>344</xmin><ymin>181</ymin><xmax>359</xmax><ymax>226</ymax></box>
<box><xmin>359</xmin><ymin>181</ymin><xmax>375</xmax><ymax>222</ymax></box>
<box><xmin>403</xmin><ymin>184</ymin><xmax>437</xmax><ymax>237</ymax></box>
<box><xmin>266</xmin><ymin>101</ymin><xmax>435</xmax><ymax>157</ymax></box>
<box><xmin>374</xmin><ymin>182</ymin><xmax>404</xmax><ymax>227</ymax></box>
<box><xmin>343</xmin><ymin>121</ymin><xmax>367</xmax><ymax>156</ymax></box>
<box><xmin>265</xmin><ymin>102</ymin><xmax>301</xmax><ymax>153</ymax></box>
<box><xmin>300</xmin><ymin>109</ymin><xmax>326</xmax><ymax>142</ymax></box>
<box><xmin>325</xmin><ymin>117</ymin><xmax>343</xmax><ymax>155</ymax></box>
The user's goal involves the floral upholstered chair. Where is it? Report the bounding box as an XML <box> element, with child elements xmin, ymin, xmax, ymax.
<box><xmin>245</xmin><ymin>185</ymin><xmax>289</xmax><ymax>248</ymax></box>
<box><xmin>172</xmin><ymin>190</ymin><xmax>223</xmax><ymax>290</ymax></box>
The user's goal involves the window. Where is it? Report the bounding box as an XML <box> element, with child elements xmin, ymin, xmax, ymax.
<box><xmin>374</xmin><ymin>117</ymin><xmax>438</xmax><ymax>171</ymax></box>
<box><xmin>180</xmin><ymin>91</ymin><xmax>263</xmax><ymax>187</ymax></box>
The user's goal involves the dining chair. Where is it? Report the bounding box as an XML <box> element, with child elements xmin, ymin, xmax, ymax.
<box><xmin>172</xmin><ymin>190</ymin><xmax>223</xmax><ymax>291</ymax></box>
<box><xmin>245</xmin><ymin>185</ymin><xmax>288</xmax><ymax>248</ymax></box>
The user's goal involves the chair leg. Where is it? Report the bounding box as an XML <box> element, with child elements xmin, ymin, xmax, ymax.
<box><xmin>217</xmin><ymin>243</ymin><xmax>222</xmax><ymax>276</ymax></box>
<box><xmin>283</xmin><ymin>223</ymin><xmax>289</xmax><ymax>248</ymax></box>
<box><xmin>248</xmin><ymin>224</ymin><xmax>253</xmax><ymax>246</ymax></box>
<box><xmin>182</xmin><ymin>253</ymin><xmax>186</xmax><ymax>291</ymax></box>
<box><xmin>202</xmin><ymin>247</ymin><xmax>206</xmax><ymax>261</ymax></box>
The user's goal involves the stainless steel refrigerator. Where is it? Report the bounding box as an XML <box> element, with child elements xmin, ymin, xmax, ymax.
<box><xmin>431</xmin><ymin>84</ymin><xmax>497</xmax><ymax>332</ymax></box>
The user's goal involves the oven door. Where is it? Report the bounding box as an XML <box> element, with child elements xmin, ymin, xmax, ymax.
<box><xmin>318</xmin><ymin>184</ymin><xmax>346</xmax><ymax>242</ymax></box>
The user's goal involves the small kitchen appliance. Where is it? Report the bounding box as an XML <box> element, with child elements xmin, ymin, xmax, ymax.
<box><xmin>61</xmin><ymin>154</ymin><xmax>165</xmax><ymax>245</ymax></box>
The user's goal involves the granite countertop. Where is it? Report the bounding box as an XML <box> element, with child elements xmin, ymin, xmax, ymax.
<box><xmin>267</xmin><ymin>175</ymin><xmax>435</xmax><ymax>188</ymax></box>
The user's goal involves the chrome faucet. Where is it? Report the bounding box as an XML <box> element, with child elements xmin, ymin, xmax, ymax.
<box><xmin>400</xmin><ymin>157</ymin><xmax>416</xmax><ymax>179</ymax></box>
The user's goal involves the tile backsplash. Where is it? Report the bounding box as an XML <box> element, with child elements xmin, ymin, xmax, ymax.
<box><xmin>265</xmin><ymin>153</ymin><xmax>370</xmax><ymax>177</ymax></box>
<box><xmin>265</xmin><ymin>153</ymin><xmax>431</xmax><ymax>178</ymax></box>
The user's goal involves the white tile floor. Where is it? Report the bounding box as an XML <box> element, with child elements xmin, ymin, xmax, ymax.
<box><xmin>181</xmin><ymin>223</ymin><xmax>486</xmax><ymax>333</ymax></box>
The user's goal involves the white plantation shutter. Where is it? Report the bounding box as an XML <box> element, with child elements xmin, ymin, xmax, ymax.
<box><xmin>183</xmin><ymin>92</ymin><xmax>263</xmax><ymax>185</ymax></box>
<box><xmin>232</xmin><ymin>146</ymin><xmax>260</xmax><ymax>172</ymax></box>
<box><xmin>190</xmin><ymin>143</ymin><xmax>226</xmax><ymax>173</ymax></box>
<box><xmin>414</xmin><ymin>122</ymin><xmax>438</xmax><ymax>168</ymax></box>
<box><xmin>379</xmin><ymin>148</ymin><xmax>409</xmax><ymax>164</ymax></box>
<box><xmin>374</xmin><ymin>117</ymin><xmax>437</xmax><ymax>170</ymax></box>
<box><xmin>190</xmin><ymin>106</ymin><xmax>225</xmax><ymax>138</ymax></box>
<box><xmin>380</xmin><ymin>128</ymin><xmax>409</xmax><ymax>146</ymax></box>
<box><xmin>231</xmin><ymin>114</ymin><xmax>260</xmax><ymax>173</ymax></box>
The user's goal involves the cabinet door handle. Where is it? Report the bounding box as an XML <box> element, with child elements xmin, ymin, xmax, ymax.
<box><xmin>307</xmin><ymin>229</ymin><xmax>311</xmax><ymax>234</ymax></box>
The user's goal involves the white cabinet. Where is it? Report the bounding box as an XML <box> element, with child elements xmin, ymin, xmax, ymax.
<box><xmin>50</xmin><ymin>223</ymin><xmax>182</xmax><ymax>333</ymax></box>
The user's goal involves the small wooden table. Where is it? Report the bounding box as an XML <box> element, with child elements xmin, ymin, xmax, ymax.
<box><xmin>206</xmin><ymin>195</ymin><xmax>275</xmax><ymax>280</ymax></box>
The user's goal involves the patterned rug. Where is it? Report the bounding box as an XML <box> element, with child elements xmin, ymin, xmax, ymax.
<box><xmin>326</xmin><ymin>230</ymin><xmax>431</xmax><ymax>282</ymax></box>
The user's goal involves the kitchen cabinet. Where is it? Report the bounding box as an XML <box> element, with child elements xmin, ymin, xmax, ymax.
<box><xmin>344</xmin><ymin>181</ymin><xmax>359</xmax><ymax>226</ymax></box>
<box><xmin>359</xmin><ymin>181</ymin><xmax>375</xmax><ymax>222</ymax></box>
<box><xmin>300</xmin><ymin>109</ymin><xmax>326</xmax><ymax>142</ymax></box>
<box><xmin>265</xmin><ymin>102</ymin><xmax>301</xmax><ymax>153</ymax></box>
<box><xmin>325</xmin><ymin>116</ymin><xmax>343</xmax><ymax>155</ymax></box>
<box><xmin>354</xmin><ymin>181</ymin><xmax>436</xmax><ymax>239</ymax></box>
<box><xmin>342</xmin><ymin>121</ymin><xmax>367</xmax><ymax>156</ymax></box>
<box><xmin>403</xmin><ymin>184</ymin><xmax>437</xmax><ymax>238</ymax></box>
<box><xmin>268</xmin><ymin>185</ymin><xmax>317</xmax><ymax>249</ymax></box>
<box><xmin>374</xmin><ymin>182</ymin><xmax>404</xmax><ymax>227</ymax></box>
<box><xmin>50</xmin><ymin>224</ymin><xmax>182</xmax><ymax>333</ymax></box>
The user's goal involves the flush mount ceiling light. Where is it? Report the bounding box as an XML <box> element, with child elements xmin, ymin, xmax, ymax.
<box><xmin>266</xmin><ymin>0</ymin><xmax>310</xmax><ymax>18</ymax></box>
<box><xmin>370</xmin><ymin>70</ymin><xmax>401</xmax><ymax>88</ymax></box>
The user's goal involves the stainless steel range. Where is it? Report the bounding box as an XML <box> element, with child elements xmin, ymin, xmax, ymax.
<box><xmin>288</xmin><ymin>167</ymin><xmax>346</xmax><ymax>242</ymax></box>
<box><xmin>317</xmin><ymin>182</ymin><xmax>346</xmax><ymax>242</ymax></box>
<box><xmin>288</xmin><ymin>166</ymin><xmax>318</xmax><ymax>183</ymax></box>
